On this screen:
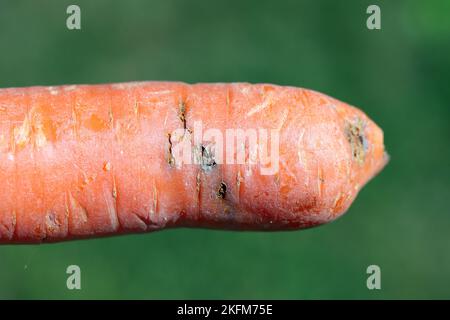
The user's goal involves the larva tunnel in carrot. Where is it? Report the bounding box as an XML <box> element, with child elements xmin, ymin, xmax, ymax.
<box><xmin>0</xmin><ymin>82</ymin><xmax>388</xmax><ymax>244</ymax></box>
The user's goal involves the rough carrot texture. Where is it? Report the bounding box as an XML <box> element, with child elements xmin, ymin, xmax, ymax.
<box><xmin>0</xmin><ymin>82</ymin><xmax>387</xmax><ymax>244</ymax></box>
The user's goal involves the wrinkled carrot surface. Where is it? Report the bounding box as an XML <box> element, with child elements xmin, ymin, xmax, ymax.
<box><xmin>0</xmin><ymin>82</ymin><xmax>387</xmax><ymax>244</ymax></box>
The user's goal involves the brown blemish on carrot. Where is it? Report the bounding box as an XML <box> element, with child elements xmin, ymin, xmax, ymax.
<box><xmin>177</xmin><ymin>100</ymin><xmax>192</xmax><ymax>136</ymax></box>
<box><xmin>178</xmin><ymin>101</ymin><xmax>187</xmax><ymax>130</ymax></box>
<box><xmin>216</xmin><ymin>181</ymin><xmax>227</xmax><ymax>199</ymax></box>
<box><xmin>200</xmin><ymin>144</ymin><xmax>216</xmax><ymax>172</ymax></box>
<box><xmin>345</xmin><ymin>118</ymin><xmax>367</xmax><ymax>165</ymax></box>
<box><xmin>167</xmin><ymin>133</ymin><xmax>175</xmax><ymax>167</ymax></box>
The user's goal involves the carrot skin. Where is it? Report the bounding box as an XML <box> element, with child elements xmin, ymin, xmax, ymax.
<box><xmin>0</xmin><ymin>82</ymin><xmax>388</xmax><ymax>243</ymax></box>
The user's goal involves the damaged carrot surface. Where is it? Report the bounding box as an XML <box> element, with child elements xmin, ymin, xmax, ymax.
<box><xmin>0</xmin><ymin>82</ymin><xmax>387</xmax><ymax>244</ymax></box>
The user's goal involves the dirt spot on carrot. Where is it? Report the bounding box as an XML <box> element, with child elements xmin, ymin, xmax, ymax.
<box><xmin>345</xmin><ymin>118</ymin><xmax>367</xmax><ymax>165</ymax></box>
<box><xmin>216</xmin><ymin>181</ymin><xmax>227</xmax><ymax>199</ymax></box>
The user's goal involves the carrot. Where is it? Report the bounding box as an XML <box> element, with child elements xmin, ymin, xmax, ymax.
<box><xmin>0</xmin><ymin>82</ymin><xmax>387</xmax><ymax>244</ymax></box>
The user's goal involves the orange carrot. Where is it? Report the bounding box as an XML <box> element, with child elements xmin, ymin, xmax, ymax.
<box><xmin>0</xmin><ymin>82</ymin><xmax>387</xmax><ymax>243</ymax></box>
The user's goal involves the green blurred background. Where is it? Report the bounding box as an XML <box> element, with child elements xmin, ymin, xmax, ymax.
<box><xmin>0</xmin><ymin>0</ymin><xmax>449</xmax><ymax>299</ymax></box>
